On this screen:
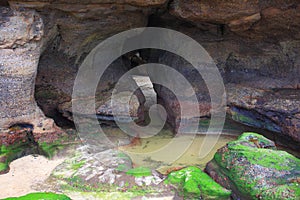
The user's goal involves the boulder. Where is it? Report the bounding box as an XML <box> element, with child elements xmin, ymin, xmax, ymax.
<box><xmin>205</xmin><ymin>132</ymin><xmax>300</xmax><ymax>200</ymax></box>
<box><xmin>165</xmin><ymin>166</ymin><xmax>231</xmax><ymax>200</ymax></box>
<box><xmin>49</xmin><ymin>145</ymin><xmax>171</xmax><ymax>199</ymax></box>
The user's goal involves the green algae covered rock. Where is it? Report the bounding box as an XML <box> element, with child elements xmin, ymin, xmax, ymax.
<box><xmin>126</xmin><ymin>167</ymin><xmax>152</xmax><ymax>177</ymax></box>
<box><xmin>1</xmin><ymin>192</ymin><xmax>71</xmax><ymax>200</ymax></box>
<box><xmin>0</xmin><ymin>139</ymin><xmax>68</xmax><ymax>174</ymax></box>
<box><xmin>165</xmin><ymin>166</ymin><xmax>231</xmax><ymax>199</ymax></box>
<box><xmin>0</xmin><ymin>143</ymin><xmax>31</xmax><ymax>174</ymax></box>
<box><xmin>205</xmin><ymin>132</ymin><xmax>300</xmax><ymax>200</ymax></box>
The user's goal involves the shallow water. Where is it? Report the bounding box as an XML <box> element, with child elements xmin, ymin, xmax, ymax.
<box><xmin>118</xmin><ymin>132</ymin><xmax>236</xmax><ymax>174</ymax></box>
<box><xmin>102</xmin><ymin>117</ymin><xmax>249</xmax><ymax>174</ymax></box>
<box><xmin>102</xmin><ymin>115</ymin><xmax>300</xmax><ymax>174</ymax></box>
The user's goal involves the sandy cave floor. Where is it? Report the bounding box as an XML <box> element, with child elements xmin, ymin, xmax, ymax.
<box><xmin>0</xmin><ymin>155</ymin><xmax>65</xmax><ymax>199</ymax></box>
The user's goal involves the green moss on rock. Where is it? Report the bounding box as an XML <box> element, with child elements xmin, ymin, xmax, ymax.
<box><xmin>70</xmin><ymin>160</ymin><xmax>85</xmax><ymax>170</ymax></box>
<box><xmin>217</xmin><ymin>132</ymin><xmax>296</xmax><ymax>171</ymax></box>
<box><xmin>0</xmin><ymin>162</ymin><xmax>8</xmax><ymax>172</ymax></box>
<box><xmin>1</xmin><ymin>192</ymin><xmax>71</xmax><ymax>200</ymax></box>
<box><xmin>259</xmin><ymin>183</ymin><xmax>300</xmax><ymax>200</ymax></box>
<box><xmin>126</xmin><ymin>167</ymin><xmax>152</xmax><ymax>177</ymax></box>
<box><xmin>0</xmin><ymin>137</ymin><xmax>69</xmax><ymax>174</ymax></box>
<box><xmin>39</xmin><ymin>141</ymin><xmax>66</xmax><ymax>158</ymax></box>
<box><xmin>165</xmin><ymin>166</ymin><xmax>231</xmax><ymax>199</ymax></box>
<box><xmin>0</xmin><ymin>142</ymin><xmax>31</xmax><ymax>174</ymax></box>
<box><xmin>206</xmin><ymin>132</ymin><xmax>300</xmax><ymax>199</ymax></box>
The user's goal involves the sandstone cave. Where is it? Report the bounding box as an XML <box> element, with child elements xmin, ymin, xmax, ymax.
<box><xmin>0</xmin><ymin>1</ymin><xmax>300</xmax><ymax>200</ymax></box>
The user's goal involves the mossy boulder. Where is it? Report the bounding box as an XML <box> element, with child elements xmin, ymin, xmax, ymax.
<box><xmin>205</xmin><ymin>132</ymin><xmax>300</xmax><ymax>200</ymax></box>
<box><xmin>165</xmin><ymin>166</ymin><xmax>231</xmax><ymax>199</ymax></box>
<box><xmin>50</xmin><ymin>146</ymin><xmax>170</xmax><ymax>198</ymax></box>
<box><xmin>1</xmin><ymin>192</ymin><xmax>71</xmax><ymax>200</ymax></box>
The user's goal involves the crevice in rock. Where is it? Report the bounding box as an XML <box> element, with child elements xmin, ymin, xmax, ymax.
<box><xmin>228</xmin><ymin>105</ymin><xmax>300</xmax><ymax>153</ymax></box>
<box><xmin>8</xmin><ymin>124</ymin><xmax>38</xmax><ymax>152</ymax></box>
<box><xmin>35</xmin><ymin>29</ymin><xmax>76</xmax><ymax>129</ymax></box>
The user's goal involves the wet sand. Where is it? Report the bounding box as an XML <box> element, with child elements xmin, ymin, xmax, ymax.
<box><xmin>0</xmin><ymin>155</ymin><xmax>65</xmax><ymax>199</ymax></box>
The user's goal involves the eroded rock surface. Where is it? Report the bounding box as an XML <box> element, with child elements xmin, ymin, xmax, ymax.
<box><xmin>55</xmin><ymin>58</ymin><xmax>146</xmax><ymax>124</ymax></box>
<box><xmin>0</xmin><ymin>7</ymin><xmax>60</xmax><ymax>134</ymax></box>
<box><xmin>205</xmin><ymin>132</ymin><xmax>300</xmax><ymax>200</ymax></box>
<box><xmin>0</xmin><ymin>1</ymin><xmax>299</xmax><ymax>145</ymax></box>
<box><xmin>227</xmin><ymin>85</ymin><xmax>300</xmax><ymax>143</ymax></box>
<box><xmin>0</xmin><ymin>7</ymin><xmax>42</xmax><ymax>127</ymax></box>
<box><xmin>14</xmin><ymin>0</ymin><xmax>154</xmax><ymax>125</ymax></box>
<box><xmin>9</xmin><ymin>0</ymin><xmax>168</xmax><ymax>62</ymax></box>
<box><xmin>48</xmin><ymin>145</ymin><xmax>172</xmax><ymax>199</ymax></box>
<box><xmin>170</xmin><ymin>0</ymin><xmax>300</xmax><ymax>39</ymax></box>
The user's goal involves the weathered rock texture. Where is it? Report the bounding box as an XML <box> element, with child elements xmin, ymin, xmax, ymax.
<box><xmin>47</xmin><ymin>145</ymin><xmax>170</xmax><ymax>198</ymax></box>
<box><xmin>0</xmin><ymin>0</ymin><xmax>299</xmax><ymax>144</ymax></box>
<box><xmin>149</xmin><ymin>1</ymin><xmax>300</xmax><ymax>141</ymax></box>
<box><xmin>0</xmin><ymin>7</ymin><xmax>57</xmax><ymax>133</ymax></box>
<box><xmin>205</xmin><ymin>132</ymin><xmax>300</xmax><ymax>200</ymax></box>
<box><xmin>7</xmin><ymin>0</ymin><xmax>164</xmax><ymax>126</ymax></box>
<box><xmin>227</xmin><ymin>85</ymin><xmax>300</xmax><ymax>143</ymax></box>
<box><xmin>8</xmin><ymin>0</ymin><xmax>169</xmax><ymax>63</ymax></box>
<box><xmin>170</xmin><ymin>0</ymin><xmax>300</xmax><ymax>40</ymax></box>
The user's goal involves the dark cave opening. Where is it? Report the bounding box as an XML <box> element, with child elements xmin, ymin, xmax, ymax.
<box><xmin>32</xmin><ymin>11</ymin><xmax>300</xmax><ymax>157</ymax></box>
<box><xmin>0</xmin><ymin>1</ymin><xmax>9</xmax><ymax>6</ymax></box>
